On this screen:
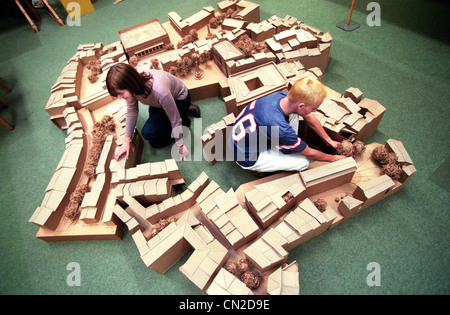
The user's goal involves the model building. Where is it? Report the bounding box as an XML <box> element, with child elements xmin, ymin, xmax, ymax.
<box><xmin>29</xmin><ymin>0</ymin><xmax>416</xmax><ymax>295</ymax></box>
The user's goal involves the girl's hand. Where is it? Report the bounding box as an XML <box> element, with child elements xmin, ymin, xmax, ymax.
<box><xmin>115</xmin><ymin>137</ymin><xmax>131</xmax><ymax>161</ymax></box>
<box><xmin>178</xmin><ymin>144</ymin><xmax>189</xmax><ymax>161</ymax></box>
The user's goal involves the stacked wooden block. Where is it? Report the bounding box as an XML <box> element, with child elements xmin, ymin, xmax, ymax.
<box><xmin>225</xmin><ymin>62</ymin><xmax>288</xmax><ymax>116</ymax></box>
<box><xmin>79</xmin><ymin>135</ymin><xmax>114</xmax><ymax>223</ymax></box>
<box><xmin>251</xmin><ymin>15</ymin><xmax>333</xmax><ymax>73</ymax></box>
<box><xmin>245</xmin><ymin>173</ymin><xmax>305</xmax><ymax>229</ymax></box>
<box><xmin>140</xmin><ymin>171</ymin><xmax>209</xmax><ymax>224</ymax></box>
<box><xmin>111</xmin><ymin>158</ymin><xmax>184</xmax><ymax>187</ymax></box>
<box><xmin>113</xmin><ymin>171</ymin><xmax>207</xmax><ymax>230</ymax></box>
<box><xmin>342</xmin><ymin>139</ymin><xmax>416</xmax><ymax>216</ymax></box>
<box><xmin>115</xmin><ymin>204</ymin><xmax>229</xmax><ymax>293</ymax></box>
<box><xmin>116</xmin><ymin>178</ymin><xmax>173</xmax><ymax>206</ymax></box>
<box><xmin>77</xmin><ymin>43</ymin><xmax>102</xmax><ymax>67</ymax></box>
<box><xmin>244</xmin><ymin>198</ymin><xmax>336</xmax><ymax>272</ymax></box>
<box><xmin>246</xmin><ymin>19</ymin><xmax>276</xmax><ymax>42</ymax></box>
<box><xmin>197</xmin><ymin>182</ymin><xmax>260</xmax><ymax>250</ymax></box>
<box><xmin>45</xmin><ymin>59</ymin><xmax>81</xmax><ymax>128</ymax></box>
<box><xmin>314</xmin><ymin>87</ymin><xmax>386</xmax><ymax>141</ymax></box>
<box><xmin>267</xmin><ymin>261</ymin><xmax>300</xmax><ymax>295</ymax></box>
<box><xmin>29</xmin><ymin>108</ymin><xmax>86</xmax><ymax>230</ymax></box>
<box><xmin>178</xmin><ymin>221</ymin><xmax>229</xmax><ymax>291</ymax></box>
<box><xmin>100</xmin><ymin>41</ymin><xmax>127</xmax><ymax>73</ymax></box>
<box><xmin>217</xmin><ymin>0</ymin><xmax>260</xmax><ymax>23</ymax></box>
<box><xmin>352</xmin><ymin>139</ymin><xmax>416</xmax><ymax>209</ymax></box>
<box><xmin>226</xmin><ymin>51</ymin><xmax>277</xmax><ymax>76</ymax></box>
<box><xmin>45</xmin><ymin>41</ymin><xmax>127</xmax><ymax>128</ymax></box>
<box><xmin>201</xmin><ymin>113</ymin><xmax>235</xmax><ymax>165</ymax></box>
<box><xmin>207</xmin><ymin>268</ymin><xmax>253</xmax><ymax>295</ymax></box>
<box><xmin>353</xmin><ymin>175</ymin><xmax>396</xmax><ymax>209</ymax></box>
<box><xmin>114</xmin><ymin>171</ymin><xmax>207</xmax><ymax>226</ymax></box>
<box><xmin>244</xmin><ymin>157</ymin><xmax>356</xmax><ymax>233</ymax></box>
<box><xmin>300</xmin><ymin>157</ymin><xmax>357</xmax><ymax>196</ymax></box>
<box><xmin>78</xmin><ymin>42</ymin><xmax>126</xmax><ymax>111</ymax></box>
<box><xmin>277</xmin><ymin>60</ymin><xmax>323</xmax><ymax>87</ymax></box>
<box><xmin>168</xmin><ymin>6</ymin><xmax>215</xmax><ymax>37</ymax></box>
<box><xmin>337</xmin><ymin>195</ymin><xmax>364</xmax><ymax>220</ymax></box>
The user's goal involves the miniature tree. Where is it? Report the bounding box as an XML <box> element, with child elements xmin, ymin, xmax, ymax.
<box><xmin>241</xmin><ymin>271</ymin><xmax>262</xmax><ymax>290</ymax></box>
<box><xmin>168</xmin><ymin>66</ymin><xmax>177</xmax><ymax>76</ymax></box>
<box><xmin>163</xmin><ymin>42</ymin><xmax>174</xmax><ymax>50</ymax></box>
<box><xmin>225</xmin><ymin>260</ymin><xmax>239</xmax><ymax>275</ymax></box>
<box><xmin>336</xmin><ymin>139</ymin><xmax>366</xmax><ymax>157</ymax></box>
<box><xmin>209</xmin><ymin>17</ymin><xmax>218</xmax><ymax>29</ymax></box>
<box><xmin>88</xmin><ymin>74</ymin><xmax>98</xmax><ymax>83</ymax></box>
<box><xmin>151</xmin><ymin>58</ymin><xmax>159</xmax><ymax>69</ymax></box>
<box><xmin>64</xmin><ymin>184</ymin><xmax>89</xmax><ymax>221</ymax></box>
<box><xmin>371</xmin><ymin>145</ymin><xmax>402</xmax><ymax>180</ymax></box>
<box><xmin>216</xmin><ymin>12</ymin><xmax>225</xmax><ymax>25</ymax></box>
<box><xmin>129</xmin><ymin>55</ymin><xmax>139</xmax><ymax>67</ymax></box>
<box><xmin>84</xmin><ymin>115</ymin><xmax>115</xmax><ymax>179</ymax></box>
<box><xmin>313</xmin><ymin>198</ymin><xmax>328</xmax><ymax>212</ymax></box>
<box><xmin>189</xmin><ymin>29</ymin><xmax>198</xmax><ymax>41</ymax></box>
<box><xmin>175</xmin><ymin>59</ymin><xmax>184</xmax><ymax>76</ymax></box>
<box><xmin>199</xmin><ymin>51</ymin><xmax>208</xmax><ymax>64</ymax></box>
<box><xmin>235</xmin><ymin>34</ymin><xmax>269</xmax><ymax>58</ymax></box>
<box><xmin>177</xmin><ymin>29</ymin><xmax>199</xmax><ymax>49</ymax></box>
<box><xmin>85</xmin><ymin>60</ymin><xmax>102</xmax><ymax>84</ymax></box>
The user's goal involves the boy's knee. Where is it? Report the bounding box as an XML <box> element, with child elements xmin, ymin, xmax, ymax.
<box><xmin>303</xmin><ymin>159</ymin><xmax>310</xmax><ymax>169</ymax></box>
<box><xmin>297</xmin><ymin>156</ymin><xmax>310</xmax><ymax>171</ymax></box>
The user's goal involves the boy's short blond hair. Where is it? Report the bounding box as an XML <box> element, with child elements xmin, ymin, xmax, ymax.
<box><xmin>288</xmin><ymin>77</ymin><xmax>327</xmax><ymax>106</ymax></box>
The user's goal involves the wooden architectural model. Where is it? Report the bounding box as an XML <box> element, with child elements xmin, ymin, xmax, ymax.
<box><xmin>119</xmin><ymin>19</ymin><xmax>171</xmax><ymax>59</ymax></box>
<box><xmin>267</xmin><ymin>261</ymin><xmax>300</xmax><ymax>295</ymax></box>
<box><xmin>45</xmin><ymin>41</ymin><xmax>126</xmax><ymax>129</ymax></box>
<box><xmin>30</xmin><ymin>0</ymin><xmax>416</xmax><ymax>295</ymax></box>
<box><xmin>225</xmin><ymin>61</ymin><xmax>288</xmax><ymax>115</ymax></box>
<box><xmin>169</xmin><ymin>6</ymin><xmax>215</xmax><ymax>37</ymax></box>
<box><xmin>197</xmin><ymin>183</ymin><xmax>260</xmax><ymax>250</ymax></box>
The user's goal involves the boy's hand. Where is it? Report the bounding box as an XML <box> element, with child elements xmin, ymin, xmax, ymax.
<box><xmin>328</xmin><ymin>139</ymin><xmax>341</xmax><ymax>150</ymax></box>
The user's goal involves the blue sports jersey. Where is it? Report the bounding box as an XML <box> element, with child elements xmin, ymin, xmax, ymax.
<box><xmin>228</xmin><ymin>91</ymin><xmax>307</xmax><ymax>167</ymax></box>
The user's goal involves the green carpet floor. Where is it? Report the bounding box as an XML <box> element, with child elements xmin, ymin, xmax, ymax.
<box><xmin>0</xmin><ymin>0</ymin><xmax>448</xmax><ymax>295</ymax></box>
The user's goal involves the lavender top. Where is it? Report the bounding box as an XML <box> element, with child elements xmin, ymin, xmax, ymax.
<box><xmin>125</xmin><ymin>68</ymin><xmax>188</xmax><ymax>145</ymax></box>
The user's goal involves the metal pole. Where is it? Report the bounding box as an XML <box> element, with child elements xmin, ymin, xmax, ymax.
<box><xmin>337</xmin><ymin>0</ymin><xmax>360</xmax><ymax>31</ymax></box>
<box><xmin>347</xmin><ymin>0</ymin><xmax>356</xmax><ymax>25</ymax></box>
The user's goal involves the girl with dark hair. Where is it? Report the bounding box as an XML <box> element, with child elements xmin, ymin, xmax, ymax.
<box><xmin>106</xmin><ymin>63</ymin><xmax>200</xmax><ymax>161</ymax></box>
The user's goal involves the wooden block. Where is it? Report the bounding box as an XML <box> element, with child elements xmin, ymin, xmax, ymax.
<box><xmin>353</xmin><ymin>175</ymin><xmax>396</xmax><ymax>202</ymax></box>
<box><xmin>385</xmin><ymin>139</ymin><xmax>413</xmax><ymax>165</ymax></box>
<box><xmin>132</xmin><ymin>230</ymin><xmax>149</xmax><ymax>256</ymax></box>
<box><xmin>338</xmin><ymin>196</ymin><xmax>363</xmax><ymax>219</ymax></box>
<box><xmin>112</xmin><ymin>204</ymin><xmax>132</xmax><ymax>223</ymax></box>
